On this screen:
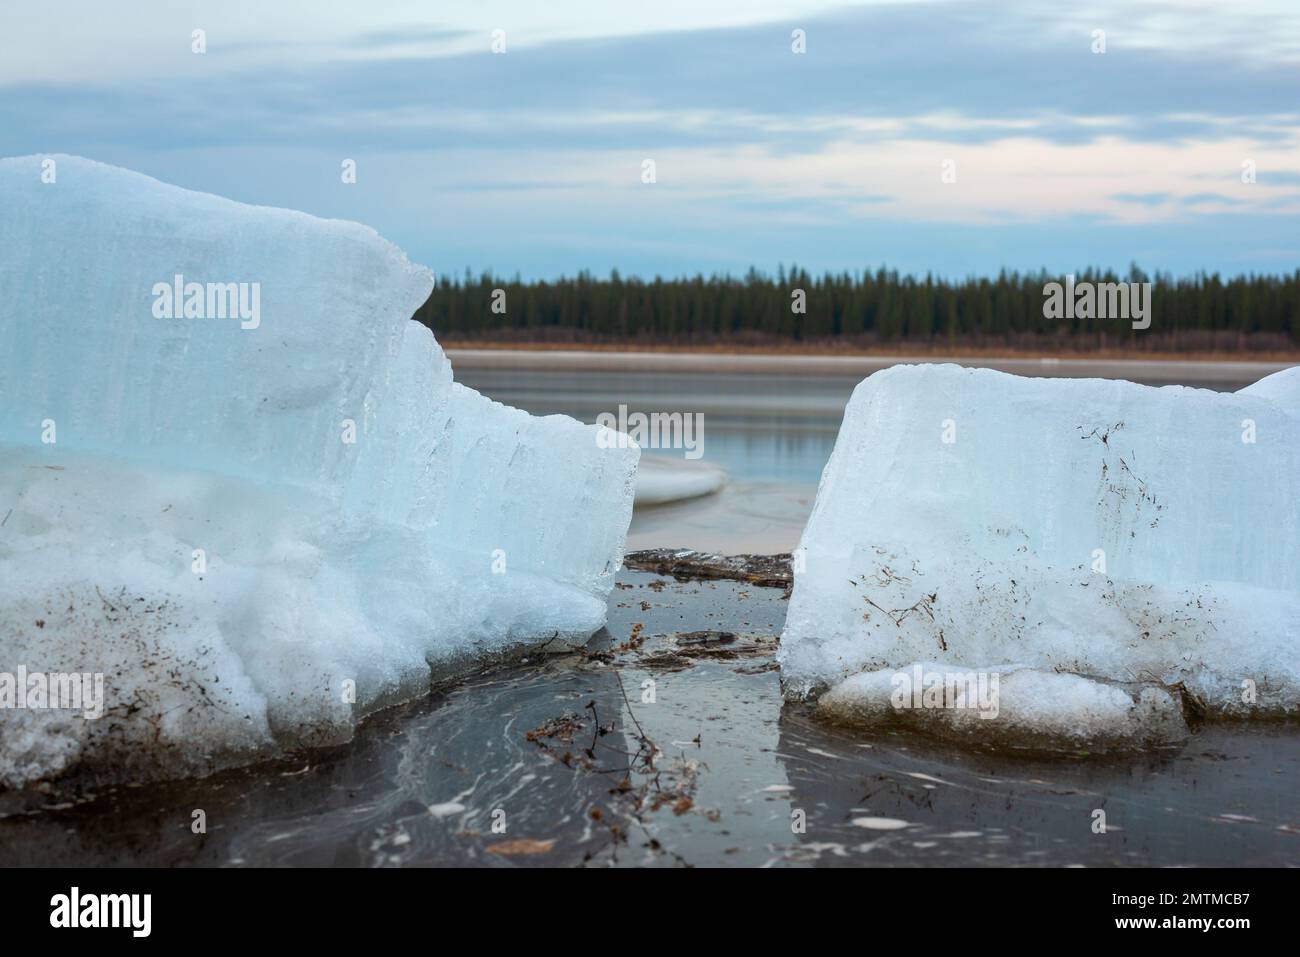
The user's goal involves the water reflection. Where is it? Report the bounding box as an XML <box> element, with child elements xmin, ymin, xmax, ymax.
<box><xmin>773</xmin><ymin>712</ymin><xmax>1300</xmax><ymax>866</ymax></box>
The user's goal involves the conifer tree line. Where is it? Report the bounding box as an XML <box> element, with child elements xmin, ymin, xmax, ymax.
<box><xmin>412</xmin><ymin>266</ymin><xmax>1300</xmax><ymax>352</ymax></box>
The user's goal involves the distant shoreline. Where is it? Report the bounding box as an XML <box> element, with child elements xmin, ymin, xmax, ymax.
<box><xmin>442</xmin><ymin>340</ymin><xmax>1300</xmax><ymax>363</ymax></box>
<box><xmin>446</xmin><ymin>346</ymin><xmax>1296</xmax><ymax>386</ymax></box>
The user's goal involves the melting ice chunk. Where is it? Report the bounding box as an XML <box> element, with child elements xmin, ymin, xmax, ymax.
<box><xmin>780</xmin><ymin>363</ymin><xmax>1300</xmax><ymax>744</ymax></box>
<box><xmin>0</xmin><ymin>156</ymin><xmax>638</xmax><ymax>788</ymax></box>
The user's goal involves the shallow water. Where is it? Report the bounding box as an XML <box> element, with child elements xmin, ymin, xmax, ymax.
<box><xmin>454</xmin><ymin>365</ymin><xmax>846</xmax><ymax>485</ymax></box>
<box><xmin>4</xmin><ymin>570</ymin><xmax>1295</xmax><ymax>867</ymax></box>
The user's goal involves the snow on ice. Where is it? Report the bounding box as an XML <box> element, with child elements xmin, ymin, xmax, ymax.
<box><xmin>781</xmin><ymin>363</ymin><xmax>1300</xmax><ymax>748</ymax></box>
<box><xmin>0</xmin><ymin>156</ymin><xmax>638</xmax><ymax>787</ymax></box>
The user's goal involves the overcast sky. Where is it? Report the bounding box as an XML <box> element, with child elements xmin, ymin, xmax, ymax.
<box><xmin>2</xmin><ymin>1</ymin><xmax>1298</xmax><ymax>279</ymax></box>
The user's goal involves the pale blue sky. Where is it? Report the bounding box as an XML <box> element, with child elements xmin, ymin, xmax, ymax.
<box><xmin>2</xmin><ymin>1</ymin><xmax>1298</xmax><ymax>279</ymax></box>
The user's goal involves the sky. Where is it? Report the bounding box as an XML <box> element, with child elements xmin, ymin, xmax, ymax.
<box><xmin>2</xmin><ymin>0</ymin><xmax>1298</xmax><ymax>280</ymax></box>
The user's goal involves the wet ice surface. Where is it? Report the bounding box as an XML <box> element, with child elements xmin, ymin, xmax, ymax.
<box><xmin>1</xmin><ymin>569</ymin><xmax>1297</xmax><ymax>867</ymax></box>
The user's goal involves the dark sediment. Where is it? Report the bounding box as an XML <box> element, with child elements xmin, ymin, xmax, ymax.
<box><xmin>623</xmin><ymin>548</ymin><xmax>792</xmax><ymax>589</ymax></box>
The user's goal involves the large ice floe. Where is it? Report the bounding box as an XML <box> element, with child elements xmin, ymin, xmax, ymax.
<box><xmin>780</xmin><ymin>363</ymin><xmax>1300</xmax><ymax>749</ymax></box>
<box><xmin>0</xmin><ymin>156</ymin><xmax>638</xmax><ymax>788</ymax></box>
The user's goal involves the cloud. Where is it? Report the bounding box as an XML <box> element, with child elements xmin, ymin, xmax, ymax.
<box><xmin>4</xmin><ymin>1</ymin><xmax>1299</xmax><ymax>154</ymax></box>
<box><xmin>349</xmin><ymin>27</ymin><xmax>475</xmax><ymax>47</ymax></box>
<box><xmin>1182</xmin><ymin>192</ymin><xmax>1245</xmax><ymax>206</ymax></box>
<box><xmin>1112</xmin><ymin>192</ymin><xmax>1171</xmax><ymax>206</ymax></box>
<box><xmin>1</xmin><ymin>0</ymin><xmax>1297</xmax><ymax>277</ymax></box>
